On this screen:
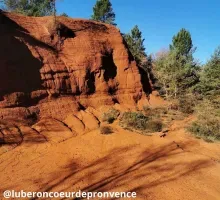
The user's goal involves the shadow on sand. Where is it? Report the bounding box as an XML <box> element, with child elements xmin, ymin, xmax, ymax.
<box><xmin>28</xmin><ymin>140</ymin><xmax>213</xmax><ymax>200</ymax></box>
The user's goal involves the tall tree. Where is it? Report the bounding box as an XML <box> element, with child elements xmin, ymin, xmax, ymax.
<box><xmin>153</xmin><ymin>50</ymin><xmax>185</xmax><ymax>98</ymax></box>
<box><xmin>3</xmin><ymin>0</ymin><xmax>54</xmax><ymax>16</ymax></box>
<box><xmin>153</xmin><ymin>28</ymin><xmax>199</xmax><ymax>99</ymax></box>
<box><xmin>195</xmin><ymin>46</ymin><xmax>220</xmax><ymax>96</ymax></box>
<box><xmin>124</xmin><ymin>25</ymin><xmax>146</xmax><ymax>66</ymax></box>
<box><xmin>170</xmin><ymin>28</ymin><xmax>194</xmax><ymax>58</ymax></box>
<box><xmin>91</xmin><ymin>0</ymin><xmax>116</xmax><ymax>25</ymax></box>
<box><xmin>154</xmin><ymin>28</ymin><xmax>199</xmax><ymax>99</ymax></box>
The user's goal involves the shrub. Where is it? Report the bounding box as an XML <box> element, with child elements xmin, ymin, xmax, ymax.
<box><xmin>119</xmin><ymin>112</ymin><xmax>163</xmax><ymax>133</ymax></box>
<box><xmin>119</xmin><ymin>112</ymin><xmax>148</xmax><ymax>130</ymax></box>
<box><xmin>188</xmin><ymin>122</ymin><xmax>220</xmax><ymax>142</ymax></box>
<box><xmin>146</xmin><ymin>120</ymin><xmax>163</xmax><ymax>132</ymax></box>
<box><xmin>188</xmin><ymin>99</ymin><xmax>220</xmax><ymax>142</ymax></box>
<box><xmin>102</xmin><ymin>108</ymin><xmax>120</xmax><ymax>124</ymax></box>
<box><xmin>100</xmin><ymin>126</ymin><xmax>114</xmax><ymax>135</ymax></box>
<box><xmin>177</xmin><ymin>94</ymin><xmax>197</xmax><ymax>114</ymax></box>
<box><xmin>143</xmin><ymin>105</ymin><xmax>167</xmax><ymax>118</ymax></box>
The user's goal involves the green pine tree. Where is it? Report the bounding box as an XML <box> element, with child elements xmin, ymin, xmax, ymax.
<box><xmin>195</xmin><ymin>46</ymin><xmax>220</xmax><ymax>96</ymax></box>
<box><xmin>124</xmin><ymin>25</ymin><xmax>146</xmax><ymax>66</ymax></box>
<box><xmin>154</xmin><ymin>29</ymin><xmax>199</xmax><ymax>99</ymax></box>
<box><xmin>91</xmin><ymin>0</ymin><xmax>116</xmax><ymax>25</ymax></box>
<box><xmin>170</xmin><ymin>28</ymin><xmax>194</xmax><ymax>58</ymax></box>
<box><xmin>60</xmin><ymin>12</ymin><xmax>68</xmax><ymax>17</ymax></box>
<box><xmin>3</xmin><ymin>0</ymin><xmax>54</xmax><ymax>16</ymax></box>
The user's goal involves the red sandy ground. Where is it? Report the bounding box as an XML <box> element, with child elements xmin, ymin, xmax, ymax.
<box><xmin>0</xmin><ymin>117</ymin><xmax>220</xmax><ymax>200</ymax></box>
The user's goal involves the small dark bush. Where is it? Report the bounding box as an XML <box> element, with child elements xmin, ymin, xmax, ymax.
<box><xmin>168</xmin><ymin>100</ymin><xmax>179</xmax><ymax>111</ymax></box>
<box><xmin>146</xmin><ymin>120</ymin><xmax>163</xmax><ymax>132</ymax></box>
<box><xmin>178</xmin><ymin>95</ymin><xmax>196</xmax><ymax>114</ymax></box>
<box><xmin>102</xmin><ymin>108</ymin><xmax>120</xmax><ymax>124</ymax></box>
<box><xmin>119</xmin><ymin>112</ymin><xmax>148</xmax><ymax>131</ymax></box>
<box><xmin>143</xmin><ymin>105</ymin><xmax>167</xmax><ymax>117</ymax></box>
<box><xmin>100</xmin><ymin>126</ymin><xmax>114</xmax><ymax>135</ymax></box>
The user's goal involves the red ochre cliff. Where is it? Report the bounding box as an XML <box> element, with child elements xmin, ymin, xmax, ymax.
<box><xmin>0</xmin><ymin>10</ymin><xmax>152</xmax><ymax>121</ymax></box>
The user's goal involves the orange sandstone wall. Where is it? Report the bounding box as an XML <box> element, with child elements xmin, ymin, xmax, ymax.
<box><xmin>0</xmin><ymin>11</ymin><xmax>151</xmax><ymax>120</ymax></box>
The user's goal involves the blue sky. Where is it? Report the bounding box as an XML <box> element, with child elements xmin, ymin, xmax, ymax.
<box><xmin>1</xmin><ymin>0</ymin><xmax>219</xmax><ymax>63</ymax></box>
<box><xmin>56</xmin><ymin>0</ymin><xmax>220</xmax><ymax>64</ymax></box>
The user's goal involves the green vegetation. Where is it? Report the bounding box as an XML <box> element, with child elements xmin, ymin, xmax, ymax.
<box><xmin>170</xmin><ymin>28</ymin><xmax>194</xmax><ymax>58</ymax></box>
<box><xmin>177</xmin><ymin>94</ymin><xmax>197</xmax><ymax>114</ymax></box>
<box><xmin>143</xmin><ymin>105</ymin><xmax>186</xmax><ymax>128</ymax></box>
<box><xmin>153</xmin><ymin>29</ymin><xmax>199</xmax><ymax>99</ymax></box>
<box><xmin>188</xmin><ymin>99</ymin><xmax>220</xmax><ymax>142</ymax></box>
<box><xmin>102</xmin><ymin>108</ymin><xmax>120</xmax><ymax>124</ymax></box>
<box><xmin>124</xmin><ymin>26</ymin><xmax>146</xmax><ymax>66</ymax></box>
<box><xmin>60</xmin><ymin>12</ymin><xmax>68</xmax><ymax>17</ymax></box>
<box><xmin>119</xmin><ymin>112</ymin><xmax>163</xmax><ymax>134</ymax></box>
<box><xmin>119</xmin><ymin>112</ymin><xmax>148</xmax><ymax>131</ymax></box>
<box><xmin>186</xmin><ymin>47</ymin><xmax>220</xmax><ymax>142</ymax></box>
<box><xmin>194</xmin><ymin>46</ymin><xmax>220</xmax><ymax>97</ymax></box>
<box><xmin>100</xmin><ymin>126</ymin><xmax>114</xmax><ymax>135</ymax></box>
<box><xmin>3</xmin><ymin>0</ymin><xmax>54</xmax><ymax>16</ymax></box>
<box><xmin>143</xmin><ymin>105</ymin><xmax>168</xmax><ymax>117</ymax></box>
<box><xmin>91</xmin><ymin>0</ymin><xmax>116</xmax><ymax>25</ymax></box>
<box><xmin>145</xmin><ymin>119</ymin><xmax>163</xmax><ymax>132</ymax></box>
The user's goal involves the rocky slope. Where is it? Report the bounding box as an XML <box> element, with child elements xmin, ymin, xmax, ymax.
<box><xmin>0</xmin><ymin>10</ymin><xmax>151</xmax><ymax>121</ymax></box>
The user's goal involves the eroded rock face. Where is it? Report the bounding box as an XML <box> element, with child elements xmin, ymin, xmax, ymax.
<box><xmin>32</xmin><ymin>118</ymin><xmax>74</xmax><ymax>143</ymax></box>
<box><xmin>0</xmin><ymin>11</ymin><xmax>151</xmax><ymax>121</ymax></box>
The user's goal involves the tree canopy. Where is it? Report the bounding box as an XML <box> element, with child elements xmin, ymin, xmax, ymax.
<box><xmin>170</xmin><ymin>28</ymin><xmax>194</xmax><ymax>58</ymax></box>
<box><xmin>3</xmin><ymin>0</ymin><xmax>54</xmax><ymax>16</ymax></box>
<box><xmin>195</xmin><ymin>46</ymin><xmax>220</xmax><ymax>96</ymax></box>
<box><xmin>91</xmin><ymin>0</ymin><xmax>116</xmax><ymax>25</ymax></box>
<box><xmin>124</xmin><ymin>25</ymin><xmax>146</xmax><ymax>66</ymax></box>
<box><xmin>153</xmin><ymin>29</ymin><xmax>199</xmax><ymax>99</ymax></box>
<box><xmin>60</xmin><ymin>12</ymin><xmax>68</xmax><ymax>17</ymax></box>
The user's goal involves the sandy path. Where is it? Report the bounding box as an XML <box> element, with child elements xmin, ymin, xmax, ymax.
<box><xmin>0</xmin><ymin>121</ymin><xmax>220</xmax><ymax>200</ymax></box>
